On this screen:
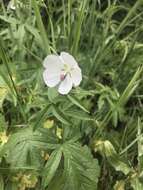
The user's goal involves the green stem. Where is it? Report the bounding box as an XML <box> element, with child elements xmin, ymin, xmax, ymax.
<box><xmin>0</xmin><ymin>44</ymin><xmax>27</xmax><ymax>122</ymax></box>
<box><xmin>31</xmin><ymin>0</ymin><xmax>50</xmax><ymax>54</ymax></box>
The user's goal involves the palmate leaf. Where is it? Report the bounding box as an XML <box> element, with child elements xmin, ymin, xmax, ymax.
<box><xmin>44</xmin><ymin>142</ymin><xmax>100</xmax><ymax>190</ymax></box>
<box><xmin>64</xmin><ymin>109</ymin><xmax>94</xmax><ymax>121</ymax></box>
<box><xmin>43</xmin><ymin>147</ymin><xmax>62</xmax><ymax>187</ymax></box>
<box><xmin>62</xmin><ymin>143</ymin><xmax>100</xmax><ymax>190</ymax></box>
<box><xmin>0</xmin><ymin>127</ymin><xmax>59</xmax><ymax>168</ymax></box>
<box><xmin>52</xmin><ymin>106</ymin><xmax>71</xmax><ymax>126</ymax></box>
<box><xmin>67</xmin><ymin>95</ymin><xmax>89</xmax><ymax>113</ymax></box>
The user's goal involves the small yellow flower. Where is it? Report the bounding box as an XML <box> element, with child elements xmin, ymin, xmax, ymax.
<box><xmin>0</xmin><ymin>132</ymin><xmax>9</xmax><ymax>145</ymax></box>
<box><xmin>43</xmin><ymin>119</ymin><xmax>54</xmax><ymax>129</ymax></box>
<box><xmin>0</xmin><ymin>88</ymin><xmax>7</xmax><ymax>107</ymax></box>
<box><xmin>41</xmin><ymin>150</ymin><xmax>50</xmax><ymax>161</ymax></box>
<box><xmin>56</xmin><ymin>127</ymin><xmax>62</xmax><ymax>139</ymax></box>
<box><xmin>13</xmin><ymin>172</ymin><xmax>38</xmax><ymax>190</ymax></box>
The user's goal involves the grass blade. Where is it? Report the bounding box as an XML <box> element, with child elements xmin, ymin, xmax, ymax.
<box><xmin>31</xmin><ymin>0</ymin><xmax>50</xmax><ymax>54</ymax></box>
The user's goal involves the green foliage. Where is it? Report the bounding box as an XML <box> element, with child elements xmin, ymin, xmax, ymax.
<box><xmin>45</xmin><ymin>143</ymin><xmax>100</xmax><ymax>190</ymax></box>
<box><xmin>0</xmin><ymin>0</ymin><xmax>143</xmax><ymax>189</ymax></box>
<box><xmin>1</xmin><ymin>127</ymin><xmax>59</xmax><ymax>168</ymax></box>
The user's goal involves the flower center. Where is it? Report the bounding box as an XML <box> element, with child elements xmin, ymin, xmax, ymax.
<box><xmin>60</xmin><ymin>74</ymin><xmax>65</xmax><ymax>81</ymax></box>
<box><xmin>60</xmin><ymin>64</ymin><xmax>74</xmax><ymax>81</ymax></box>
<box><xmin>63</xmin><ymin>64</ymin><xmax>72</xmax><ymax>73</ymax></box>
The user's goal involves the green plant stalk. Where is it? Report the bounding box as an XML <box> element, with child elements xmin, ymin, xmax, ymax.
<box><xmin>1</xmin><ymin>0</ymin><xmax>7</xmax><ymax>16</ymax></box>
<box><xmin>31</xmin><ymin>0</ymin><xmax>50</xmax><ymax>54</ymax></box>
<box><xmin>68</xmin><ymin>0</ymin><xmax>72</xmax><ymax>40</ymax></box>
<box><xmin>120</xmin><ymin>135</ymin><xmax>142</xmax><ymax>155</ymax></box>
<box><xmin>88</xmin><ymin>0</ymin><xmax>97</xmax><ymax>47</ymax></box>
<box><xmin>116</xmin><ymin>28</ymin><xmax>141</xmax><ymax>80</ymax></box>
<box><xmin>91</xmin><ymin>0</ymin><xmax>142</xmax><ymax>73</ymax></box>
<box><xmin>0</xmin><ymin>45</ymin><xmax>27</xmax><ymax>123</ymax></box>
<box><xmin>110</xmin><ymin>0</ymin><xmax>142</xmax><ymax>46</ymax></box>
<box><xmin>137</xmin><ymin>118</ymin><xmax>142</xmax><ymax>173</ymax></box>
<box><xmin>100</xmin><ymin>66</ymin><xmax>142</xmax><ymax>129</ymax></box>
<box><xmin>42</xmin><ymin>1</ymin><xmax>56</xmax><ymax>51</ymax></box>
<box><xmin>118</xmin><ymin>66</ymin><xmax>143</xmax><ymax>107</ymax></box>
<box><xmin>115</xmin><ymin>0</ymin><xmax>142</xmax><ymax>38</ymax></box>
<box><xmin>62</xmin><ymin>0</ymin><xmax>66</xmax><ymax>38</ymax></box>
<box><xmin>47</xmin><ymin>13</ymin><xmax>56</xmax><ymax>51</ymax></box>
<box><xmin>71</xmin><ymin>0</ymin><xmax>88</xmax><ymax>56</ymax></box>
<box><xmin>119</xmin><ymin>114</ymin><xmax>135</xmax><ymax>152</ymax></box>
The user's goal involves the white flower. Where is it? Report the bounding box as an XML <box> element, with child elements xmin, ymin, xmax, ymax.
<box><xmin>43</xmin><ymin>52</ymin><xmax>82</xmax><ymax>95</ymax></box>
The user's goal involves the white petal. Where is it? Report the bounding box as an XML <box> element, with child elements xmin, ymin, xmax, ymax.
<box><xmin>60</xmin><ymin>52</ymin><xmax>78</xmax><ymax>67</ymax></box>
<box><xmin>58</xmin><ymin>74</ymin><xmax>72</xmax><ymax>95</ymax></box>
<box><xmin>43</xmin><ymin>55</ymin><xmax>63</xmax><ymax>73</ymax></box>
<box><xmin>43</xmin><ymin>69</ymin><xmax>60</xmax><ymax>87</ymax></box>
<box><xmin>71</xmin><ymin>67</ymin><xmax>82</xmax><ymax>86</ymax></box>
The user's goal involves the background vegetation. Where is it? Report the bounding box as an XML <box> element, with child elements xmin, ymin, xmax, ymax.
<box><xmin>0</xmin><ymin>0</ymin><xmax>143</xmax><ymax>189</ymax></box>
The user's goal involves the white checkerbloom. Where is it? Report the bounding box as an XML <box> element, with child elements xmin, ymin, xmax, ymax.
<box><xmin>43</xmin><ymin>52</ymin><xmax>82</xmax><ymax>95</ymax></box>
